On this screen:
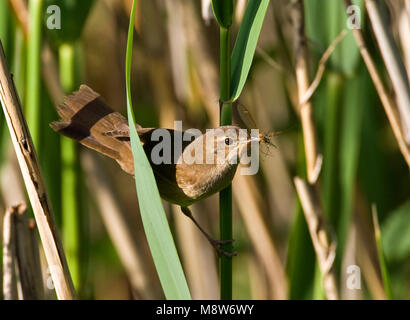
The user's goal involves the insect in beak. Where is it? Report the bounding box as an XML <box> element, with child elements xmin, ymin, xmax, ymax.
<box><xmin>262</xmin><ymin>133</ymin><xmax>277</xmax><ymax>149</ymax></box>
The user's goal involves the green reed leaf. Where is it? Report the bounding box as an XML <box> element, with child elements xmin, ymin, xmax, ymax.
<box><xmin>125</xmin><ymin>0</ymin><xmax>191</xmax><ymax>300</ymax></box>
<box><xmin>230</xmin><ymin>0</ymin><xmax>269</xmax><ymax>101</ymax></box>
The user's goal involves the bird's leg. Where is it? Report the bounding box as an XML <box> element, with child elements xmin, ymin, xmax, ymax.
<box><xmin>181</xmin><ymin>206</ymin><xmax>237</xmax><ymax>257</ymax></box>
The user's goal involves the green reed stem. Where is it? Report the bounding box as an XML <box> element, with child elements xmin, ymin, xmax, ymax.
<box><xmin>219</xmin><ymin>26</ymin><xmax>233</xmax><ymax>300</ymax></box>
<box><xmin>372</xmin><ymin>207</ymin><xmax>393</xmax><ymax>299</ymax></box>
<box><xmin>59</xmin><ymin>43</ymin><xmax>81</xmax><ymax>289</ymax></box>
<box><xmin>0</xmin><ymin>0</ymin><xmax>10</xmax><ymax>54</ymax></box>
<box><xmin>26</xmin><ymin>0</ymin><xmax>43</xmax><ymax>147</ymax></box>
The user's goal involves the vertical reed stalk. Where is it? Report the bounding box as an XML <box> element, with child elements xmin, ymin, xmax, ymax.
<box><xmin>25</xmin><ymin>0</ymin><xmax>43</xmax><ymax>147</ymax></box>
<box><xmin>14</xmin><ymin>206</ymin><xmax>44</xmax><ymax>299</ymax></box>
<box><xmin>293</xmin><ymin>0</ymin><xmax>321</xmax><ymax>184</ymax></box>
<box><xmin>343</xmin><ymin>0</ymin><xmax>410</xmax><ymax>167</ymax></box>
<box><xmin>59</xmin><ymin>43</ymin><xmax>81</xmax><ymax>290</ymax></box>
<box><xmin>365</xmin><ymin>0</ymin><xmax>410</xmax><ymax>144</ymax></box>
<box><xmin>3</xmin><ymin>205</ymin><xmax>18</xmax><ymax>300</ymax></box>
<box><xmin>294</xmin><ymin>177</ymin><xmax>339</xmax><ymax>300</ymax></box>
<box><xmin>0</xmin><ymin>40</ymin><xmax>75</xmax><ymax>299</ymax></box>
<box><xmin>219</xmin><ymin>26</ymin><xmax>233</xmax><ymax>300</ymax></box>
<box><xmin>371</xmin><ymin>205</ymin><xmax>393</xmax><ymax>299</ymax></box>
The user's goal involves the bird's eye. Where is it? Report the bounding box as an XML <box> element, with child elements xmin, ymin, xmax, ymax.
<box><xmin>225</xmin><ymin>137</ymin><xmax>233</xmax><ymax>145</ymax></box>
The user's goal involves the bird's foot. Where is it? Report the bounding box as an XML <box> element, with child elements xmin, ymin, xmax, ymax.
<box><xmin>208</xmin><ymin>238</ymin><xmax>237</xmax><ymax>258</ymax></box>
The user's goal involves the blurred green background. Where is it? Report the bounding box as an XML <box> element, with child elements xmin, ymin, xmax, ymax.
<box><xmin>0</xmin><ymin>0</ymin><xmax>409</xmax><ymax>300</ymax></box>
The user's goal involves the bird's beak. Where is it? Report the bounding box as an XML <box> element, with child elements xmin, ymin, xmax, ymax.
<box><xmin>235</xmin><ymin>133</ymin><xmax>263</xmax><ymax>159</ymax></box>
<box><xmin>246</xmin><ymin>133</ymin><xmax>264</xmax><ymax>145</ymax></box>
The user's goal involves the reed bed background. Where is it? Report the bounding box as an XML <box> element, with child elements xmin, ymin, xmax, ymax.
<box><xmin>0</xmin><ymin>0</ymin><xmax>409</xmax><ymax>300</ymax></box>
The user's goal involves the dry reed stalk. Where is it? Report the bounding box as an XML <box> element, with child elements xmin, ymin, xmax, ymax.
<box><xmin>14</xmin><ymin>206</ymin><xmax>44</xmax><ymax>299</ymax></box>
<box><xmin>299</xmin><ymin>30</ymin><xmax>348</xmax><ymax>105</ymax></box>
<box><xmin>256</xmin><ymin>28</ymin><xmax>347</xmax><ymax>112</ymax></box>
<box><xmin>183</xmin><ymin>0</ymin><xmax>219</xmax><ymax>127</ymax></box>
<box><xmin>0</xmin><ymin>41</ymin><xmax>75</xmax><ymax>299</ymax></box>
<box><xmin>371</xmin><ymin>204</ymin><xmax>392</xmax><ymax>298</ymax></box>
<box><xmin>233</xmin><ymin>174</ymin><xmax>288</xmax><ymax>299</ymax></box>
<box><xmin>81</xmin><ymin>152</ymin><xmax>155</xmax><ymax>299</ymax></box>
<box><xmin>164</xmin><ymin>0</ymin><xmax>190</xmax><ymax>104</ymax></box>
<box><xmin>365</xmin><ymin>0</ymin><xmax>410</xmax><ymax>144</ymax></box>
<box><xmin>292</xmin><ymin>0</ymin><xmax>321</xmax><ymax>184</ymax></box>
<box><xmin>344</xmin><ymin>0</ymin><xmax>410</xmax><ymax>167</ymax></box>
<box><xmin>294</xmin><ymin>177</ymin><xmax>339</xmax><ymax>300</ymax></box>
<box><xmin>356</xmin><ymin>246</ymin><xmax>386</xmax><ymax>299</ymax></box>
<box><xmin>2</xmin><ymin>205</ymin><xmax>20</xmax><ymax>300</ymax></box>
<box><xmin>354</xmin><ymin>194</ymin><xmax>386</xmax><ymax>299</ymax></box>
<box><xmin>398</xmin><ymin>1</ymin><xmax>410</xmax><ymax>82</ymax></box>
<box><xmin>28</xmin><ymin>219</ymin><xmax>45</xmax><ymax>297</ymax></box>
<box><xmin>340</xmin><ymin>226</ymin><xmax>361</xmax><ymax>299</ymax></box>
<box><xmin>247</xmin><ymin>253</ymin><xmax>269</xmax><ymax>299</ymax></box>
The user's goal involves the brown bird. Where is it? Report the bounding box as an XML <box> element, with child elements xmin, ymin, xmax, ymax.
<box><xmin>51</xmin><ymin>85</ymin><xmax>261</xmax><ymax>256</ymax></box>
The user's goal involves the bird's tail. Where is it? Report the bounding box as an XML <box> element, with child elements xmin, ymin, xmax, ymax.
<box><xmin>50</xmin><ymin>84</ymin><xmax>136</xmax><ymax>175</ymax></box>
